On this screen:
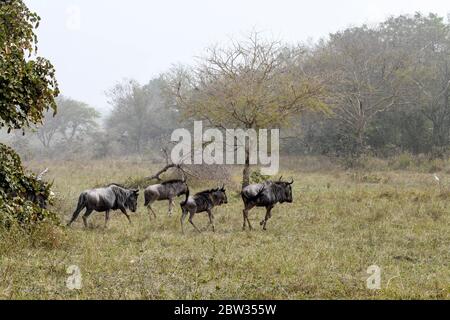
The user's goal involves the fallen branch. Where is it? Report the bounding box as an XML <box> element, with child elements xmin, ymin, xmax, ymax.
<box><xmin>145</xmin><ymin>148</ymin><xmax>200</xmax><ymax>182</ymax></box>
<box><xmin>146</xmin><ymin>164</ymin><xmax>180</xmax><ymax>182</ymax></box>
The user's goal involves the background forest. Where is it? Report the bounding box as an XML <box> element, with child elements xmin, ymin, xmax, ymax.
<box><xmin>2</xmin><ymin>13</ymin><xmax>449</xmax><ymax>165</ymax></box>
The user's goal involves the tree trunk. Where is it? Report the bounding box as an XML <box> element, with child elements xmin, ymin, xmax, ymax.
<box><xmin>354</xmin><ymin>128</ymin><xmax>365</xmax><ymax>157</ymax></box>
<box><xmin>242</xmin><ymin>144</ymin><xmax>251</xmax><ymax>189</ymax></box>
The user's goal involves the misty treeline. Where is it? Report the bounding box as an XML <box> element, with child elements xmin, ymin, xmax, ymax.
<box><xmin>8</xmin><ymin>13</ymin><xmax>450</xmax><ymax>163</ymax></box>
<box><xmin>10</xmin><ymin>78</ymin><xmax>178</xmax><ymax>160</ymax></box>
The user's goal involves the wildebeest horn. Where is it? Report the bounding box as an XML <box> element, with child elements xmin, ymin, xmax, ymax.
<box><xmin>37</xmin><ymin>168</ymin><xmax>49</xmax><ymax>181</ymax></box>
<box><xmin>279</xmin><ymin>176</ymin><xmax>283</xmax><ymax>181</ymax></box>
<box><xmin>288</xmin><ymin>178</ymin><xmax>294</xmax><ymax>185</ymax></box>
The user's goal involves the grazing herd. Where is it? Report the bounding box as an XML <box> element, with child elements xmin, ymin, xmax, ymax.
<box><xmin>67</xmin><ymin>177</ymin><xmax>294</xmax><ymax>232</ymax></box>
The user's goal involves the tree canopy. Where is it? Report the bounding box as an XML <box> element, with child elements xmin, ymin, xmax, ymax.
<box><xmin>166</xmin><ymin>32</ymin><xmax>327</xmax><ymax>185</ymax></box>
<box><xmin>0</xmin><ymin>0</ymin><xmax>59</xmax><ymax>132</ymax></box>
<box><xmin>0</xmin><ymin>0</ymin><xmax>59</xmax><ymax>227</ymax></box>
<box><xmin>36</xmin><ymin>96</ymin><xmax>100</xmax><ymax>149</ymax></box>
<box><xmin>106</xmin><ymin>78</ymin><xmax>178</xmax><ymax>154</ymax></box>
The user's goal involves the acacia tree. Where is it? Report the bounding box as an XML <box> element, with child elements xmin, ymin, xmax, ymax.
<box><xmin>0</xmin><ymin>0</ymin><xmax>59</xmax><ymax>226</ymax></box>
<box><xmin>166</xmin><ymin>33</ymin><xmax>326</xmax><ymax>187</ymax></box>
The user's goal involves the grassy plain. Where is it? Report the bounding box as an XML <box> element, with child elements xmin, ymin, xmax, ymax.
<box><xmin>0</xmin><ymin>157</ymin><xmax>449</xmax><ymax>299</ymax></box>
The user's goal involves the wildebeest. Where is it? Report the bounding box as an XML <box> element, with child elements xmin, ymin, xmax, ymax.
<box><xmin>67</xmin><ymin>184</ymin><xmax>139</xmax><ymax>228</ymax></box>
<box><xmin>26</xmin><ymin>168</ymin><xmax>51</xmax><ymax>209</ymax></box>
<box><xmin>144</xmin><ymin>179</ymin><xmax>189</xmax><ymax>218</ymax></box>
<box><xmin>180</xmin><ymin>185</ymin><xmax>228</xmax><ymax>233</ymax></box>
<box><xmin>241</xmin><ymin>178</ymin><xmax>294</xmax><ymax>231</ymax></box>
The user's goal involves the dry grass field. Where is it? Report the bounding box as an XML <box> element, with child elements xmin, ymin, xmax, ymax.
<box><xmin>0</xmin><ymin>158</ymin><xmax>449</xmax><ymax>299</ymax></box>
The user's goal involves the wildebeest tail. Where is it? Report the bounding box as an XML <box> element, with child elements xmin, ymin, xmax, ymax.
<box><xmin>67</xmin><ymin>192</ymin><xmax>88</xmax><ymax>226</ymax></box>
<box><xmin>75</xmin><ymin>192</ymin><xmax>87</xmax><ymax>209</ymax></box>
<box><xmin>180</xmin><ymin>188</ymin><xmax>190</xmax><ymax>207</ymax></box>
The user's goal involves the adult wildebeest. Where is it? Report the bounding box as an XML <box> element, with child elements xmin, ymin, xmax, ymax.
<box><xmin>67</xmin><ymin>184</ymin><xmax>139</xmax><ymax>228</ymax></box>
<box><xmin>180</xmin><ymin>186</ymin><xmax>228</xmax><ymax>233</ymax></box>
<box><xmin>241</xmin><ymin>178</ymin><xmax>294</xmax><ymax>231</ymax></box>
<box><xmin>144</xmin><ymin>179</ymin><xmax>189</xmax><ymax>218</ymax></box>
<box><xmin>24</xmin><ymin>168</ymin><xmax>51</xmax><ymax>209</ymax></box>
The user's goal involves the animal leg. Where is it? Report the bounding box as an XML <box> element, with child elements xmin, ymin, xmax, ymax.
<box><xmin>207</xmin><ymin>209</ymin><xmax>215</xmax><ymax>232</ymax></box>
<box><xmin>189</xmin><ymin>212</ymin><xmax>201</xmax><ymax>233</ymax></box>
<box><xmin>243</xmin><ymin>208</ymin><xmax>253</xmax><ymax>231</ymax></box>
<box><xmin>104</xmin><ymin>210</ymin><xmax>110</xmax><ymax>229</ymax></box>
<box><xmin>120</xmin><ymin>208</ymin><xmax>132</xmax><ymax>225</ymax></box>
<box><xmin>262</xmin><ymin>206</ymin><xmax>274</xmax><ymax>231</ymax></box>
<box><xmin>82</xmin><ymin>209</ymin><xmax>94</xmax><ymax>228</ymax></box>
<box><xmin>168</xmin><ymin>199</ymin><xmax>175</xmax><ymax>216</ymax></box>
<box><xmin>242</xmin><ymin>210</ymin><xmax>247</xmax><ymax>230</ymax></box>
<box><xmin>147</xmin><ymin>205</ymin><xmax>157</xmax><ymax>219</ymax></box>
<box><xmin>180</xmin><ymin>209</ymin><xmax>188</xmax><ymax>234</ymax></box>
<box><xmin>246</xmin><ymin>212</ymin><xmax>253</xmax><ymax>231</ymax></box>
<box><xmin>242</xmin><ymin>204</ymin><xmax>255</xmax><ymax>231</ymax></box>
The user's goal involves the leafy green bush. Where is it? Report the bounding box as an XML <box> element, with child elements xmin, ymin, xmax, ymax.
<box><xmin>250</xmin><ymin>169</ymin><xmax>271</xmax><ymax>184</ymax></box>
<box><xmin>0</xmin><ymin>143</ymin><xmax>58</xmax><ymax>228</ymax></box>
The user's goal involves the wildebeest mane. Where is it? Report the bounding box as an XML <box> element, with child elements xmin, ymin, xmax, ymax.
<box><xmin>270</xmin><ymin>182</ymin><xmax>288</xmax><ymax>202</ymax></box>
<box><xmin>106</xmin><ymin>183</ymin><xmax>127</xmax><ymax>189</ymax></box>
<box><xmin>109</xmin><ymin>185</ymin><xmax>130</xmax><ymax>208</ymax></box>
<box><xmin>161</xmin><ymin>179</ymin><xmax>184</xmax><ymax>185</ymax></box>
<box><xmin>196</xmin><ymin>188</ymin><xmax>219</xmax><ymax>195</ymax></box>
<box><xmin>188</xmin><ymin>189</ymin><xmax>219</xmax><ymax>211</ymax></box>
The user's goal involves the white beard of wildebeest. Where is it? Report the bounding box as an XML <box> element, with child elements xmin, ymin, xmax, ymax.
<box><xmin>180</xmin><ymin>187</ymin><xmax>228</xmax><ymax>233</ymax></box>
<box><xmin>241</xmin><ymin>180</ymin><xmax>294</xmax><ymax>231</ymax></box>
<box><xmin>144</xmin><ymin>180</ymin><xmax>189</xmax><ymax>218</ymax></box>
<box><xmin>67</xmin><ymin>184</ymin><xmax>139</xmax><ymax>228</ymax></box>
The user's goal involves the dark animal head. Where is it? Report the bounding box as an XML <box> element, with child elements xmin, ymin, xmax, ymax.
<box><xmin>211</xmin><ymin>185</ymin><xmax>228</xmax><ymax>205</ymax></box>
<box><xmin>36</xmin><ymin>193</ymin><xmax>48</xmax><ymax>209</ymax></box>
<box><xmin>23</xmin><ymin>178</ymin><xmax>53</xmax><ymax>209</ymax></box>
<box><xmin>126</xmin><ymin>189</ymin><xmax>139</xmax><ymax>212</ymax></box>
<box><xmin>25</xmin><ymin>189</ymin><xmax>48</xmax><ymax>209</ymax></box>
<box><xmin>275</xmin><ymin>178</ymin><xmax>294</xmax><ymax>203</ymax></box>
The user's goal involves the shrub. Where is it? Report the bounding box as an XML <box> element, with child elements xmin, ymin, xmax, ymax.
<box><xmin>250</xmin><ymin>169</ymin><xmax>271</xmax><ymax>184</ymax></box>
<box><xmin>0</xmin><ymin>143</ymin><xmax>59</xmax><ymax>229</ymax></box>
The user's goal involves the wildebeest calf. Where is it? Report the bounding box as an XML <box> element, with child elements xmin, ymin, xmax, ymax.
<box><xmin>180</xmin><ymin>186</ymin><xmax>228</xmax><ymax>233</ymax></box>
<box><xmin>241</xmin><ymin>178</ymin><xmax>294</xmax><ymax>231</ymax></box>
<box><xmin>144</xmin><ymin>179</ymin><xmax>189</xmax><ymax>218</ymax></box>
<box><xmin>67</xmin><ymin>184</ymin><xmax>139</xmax><ymax>228</ymax></box>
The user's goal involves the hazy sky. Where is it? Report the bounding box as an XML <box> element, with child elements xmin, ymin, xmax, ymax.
<box><xmin>25</xmin><ymin>0</ymin><xmax>449</xmax><ymax>114</ymax></box>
